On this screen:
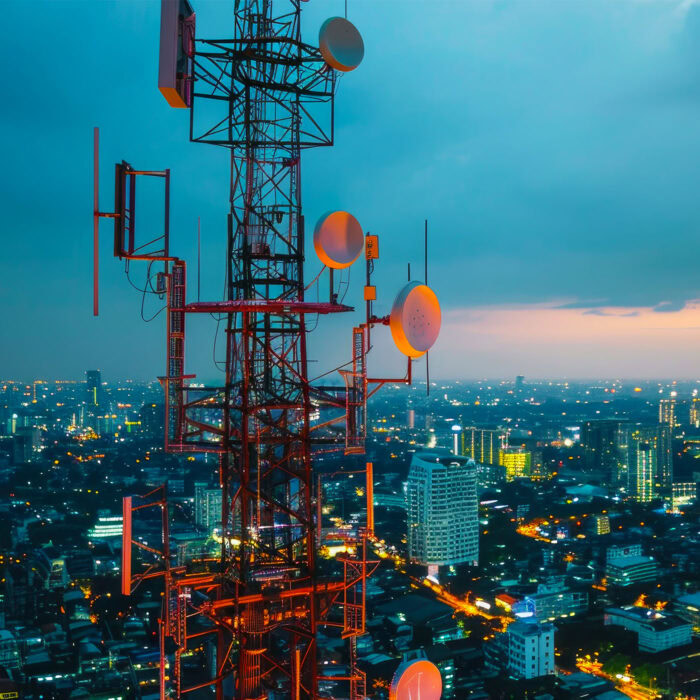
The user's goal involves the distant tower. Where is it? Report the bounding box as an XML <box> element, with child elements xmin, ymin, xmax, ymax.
<box><xmin>85</xmin><ymin>370</ymin><xmax>101</xmax><ymax>409</ymax></box>
<box><xmin>690</xmin><ymin>398</ymin><xmax>699</xmax><ymax>429</ymax></box>
<box><xmin>633</xmin><ymin>442</ymin><xmax>656</xmax><ymax>502</ymax></box>
<box><xmin>451</xmin><ymin>424</ymin><xmax>462</xmax><ymax>456</ymax></box>
<box><xmin>659</xmin><ymin>398</ymin><xmax>676</xmax><ymax>430</ymax></box>
<box><xmin>515</xmin><ymin>375</ymin><xmax>525</xmax><ymax>392</ymax></box>
<box><xmin>407</xmin><ymin>451</ymin><xmax>478</xmax><ymax>567</ymax></box>
<box><xmin>407</xmin><ymin>398</ymin><xmax>415</xmax><ymax>430</ymax></box>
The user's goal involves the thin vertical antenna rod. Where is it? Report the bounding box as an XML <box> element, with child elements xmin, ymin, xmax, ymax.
<box><xmin>407</xmin><ymin>262</ymin><xmax>411</xmax><ymax>281</ymax></box>
<box><xmin>424</xmin><ymin>219</ymin><xmax>428</xmax><ymax>285</ymax></box>
<box><xmin>425</xmin><ymin>219</ymin><xmax>430</xmax><ymax>396</ymax></box>
<box><xmin>93</xmin><ymin>127</ymin><xmax>100</xmax><ymax>316</ymax></box>
<box><xmin>197</xmin><ymin>216</ymin><xmax>201</xmax><ymax>302</ymax></box>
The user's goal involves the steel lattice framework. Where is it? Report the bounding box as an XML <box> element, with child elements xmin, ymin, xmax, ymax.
<box><xmin>94</xmin><ymin>1</ymin><xmax>418</xmax><ymax>698</ymax></box>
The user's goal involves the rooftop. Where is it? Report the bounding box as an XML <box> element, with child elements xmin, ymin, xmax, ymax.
<box><xmin>606</xmin><ymin>607</ymin><xmax>690</xmax><ymax>631</ymax></box>
<box><xmin>606</xmin><ymin>555</ymin><xmax>655</xmax><ymax>569</ymax></box>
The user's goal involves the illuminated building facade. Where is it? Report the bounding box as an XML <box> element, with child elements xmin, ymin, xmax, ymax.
<box><xmin>85</xmin><ymin>370</ymin><xmax>102</xmax><ymax>410</ymax></box>
<box><xmin>194</xmin><ymin>482</ymin><xmax>222</xmax><ymax>532</ymax></box>
<box><xmin>627</xmin><ymin>424</ymin><xmax>672</xmax><ymax>496</ymax></box>
<box><xmin>634</xmin><ymin>442</ymin><xmax>655</xmax><ymax>502</ymax></box>
<box><xmin>499</xmin><ymin>446</ymin><xmax>531</xmax><ymax>481</ymax></box>
<box><xmin>690</xmin><ymin>398</ymin><xmax>700</xmax><ymax>429</ymax></box>
<box><xmin>659</xmin><ymin>397</ymin><xmax>676</xmax><ymax>430</ymax></box>
<box><xmin>407</xmin><ymin>451</ymin><xmax>479</xmax><ymax>567</ymax></box>
<box><xmin>462</xmin><ymin>426</ymin><xmax>508</xmax><ymax>465</ymax></box>
<box><xmin>529</xmin><ymin>448</ymin><xmax>550</xmax><ymax>481</ymax></box>
<box><xmin>595</xmin><ymin>514</ymin><xmax>611</xmax><ymax>535</ymax></box>
<box><xmin>671</xmin><ymin>482</ymin><xmax>697</xmax><ymax>512</ymax></box>
<box><xmin>88</xmin><ymin>512</ymin><xmax>123</xmax><ymax>540</ymax></box>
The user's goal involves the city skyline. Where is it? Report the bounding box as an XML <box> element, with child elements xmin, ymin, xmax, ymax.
<box><xmin>1</xmin><ymin>1</ymin><xmax>699</xmax><ymax>697</ymax></box>
<box><xmin>2</xmin><ymin>0</ymin><xmax>700</xmax><ymax>380</ymax></box>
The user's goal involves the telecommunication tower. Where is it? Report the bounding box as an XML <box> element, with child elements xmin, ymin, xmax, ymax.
<box><xmin>93</xmin><ymin>1</ymin><xmax>441</xmax><ymax>697</ymax></box>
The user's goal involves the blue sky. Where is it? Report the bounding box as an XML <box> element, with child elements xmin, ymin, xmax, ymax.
<box><xmin>2</xmin><ymin>0</ymin><xmax>700</xmax><ymax>381</ymax></box>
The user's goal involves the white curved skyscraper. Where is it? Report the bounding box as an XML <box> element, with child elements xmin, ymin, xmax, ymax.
<box><xmin>407</xmin><ymin>451</ymin><xmax>479</xmax><ymax>567</ymax></box>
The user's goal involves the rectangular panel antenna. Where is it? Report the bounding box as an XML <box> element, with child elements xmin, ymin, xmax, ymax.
<box><xmin>158</xmin><ymin>0</ymin><xmax>195</xmax><ymax>108</ymax></box>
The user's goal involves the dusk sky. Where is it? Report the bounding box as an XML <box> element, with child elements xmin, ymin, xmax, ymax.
<box><xmin>2</xmin><ymin>0</ymin><xmax>700</xmax><ymax>381</ymax></box>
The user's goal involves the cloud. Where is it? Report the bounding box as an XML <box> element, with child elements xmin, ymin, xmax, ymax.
<box><xmin>583</xmin><ymin>309</ymin><xmax>640</xmax><ymax>317</ymax></box>
<box><xmin>653</xmin><ymin>300</ymin><xmax>687</xmax><ymax>312</ymax></box>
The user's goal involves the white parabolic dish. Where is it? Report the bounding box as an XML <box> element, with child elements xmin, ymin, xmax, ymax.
<box><xmin>390</xmin><ymin>281</ymin><xmax>441</xmax><ymax>358</ymax></box>
<box><xmin>319</xmin><ymin>17</ymin><xmax>364</xmax><ymax>72</ymax></box>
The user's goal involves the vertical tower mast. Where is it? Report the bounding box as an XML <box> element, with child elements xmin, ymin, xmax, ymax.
<box><xmin>188</xmin><ymin>2</ymin><xmax>336</xmax><ymax>696</ymax></box>
<box><xmin>101</xmin><ymin>1</ymin><xmax>441</xmax><ymax>697</ymax></box>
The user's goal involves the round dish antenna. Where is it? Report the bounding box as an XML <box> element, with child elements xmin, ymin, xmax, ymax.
<box><xmin>389</xmin><ymin>658</ymin><xmax>442</xmax><ymax>700</ymax></box>
<box><xmin>319</xmin><ymin>17</ymin><xmax>364</xmax><ymax>72</ymax></box>
<box><xmin>313</xmin><ymin>211</ymin><xmax>364</xmax><ymax>269</ymax></box>
<box><xmin>390</xmin><ymin>281</ymin><xmax>441</xmax><ymax>358</ymax></box>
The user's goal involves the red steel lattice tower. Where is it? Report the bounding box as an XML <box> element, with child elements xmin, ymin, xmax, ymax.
<box><xmin>95</xmin><ymin>1</ymin><xmax>437</xmax><ymax>697</ymax></box>
<box><xmin>100</xmin><ymin>1</ymin><xmax>381</xmax><ymax>698</ymax></box>
<box><xmin>184</xmin><ymin>4</ymin><xmax>342</xmax><ymax>697</ymax></box>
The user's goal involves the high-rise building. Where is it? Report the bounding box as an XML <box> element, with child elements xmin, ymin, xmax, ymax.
<box><xmin>581</xmin><ymin>420</ymin><xmax>626</xmax><ymax>483</ymax></box>
<box><xmin>595</xmin><ymin>514</ymin><xmax>611</xmax><ymax>535</ymax></box>
<box><xmin>194</xmin><ymin>481</ymin><xmax>209</xmax><ymax>526</ymax></box>
<box><xmin>659</xmin><ymin>397</ymin><xmax>677</xmax><ymax>434</ymax></box>
<box><xmin>506</xmin><ymin>620</ymin><xmax>555</xmax><ymax>679</ymax></box>
<box><xmin>634</xmin><ymin>442</ymin><xmax>656</xmax><ymax>502</ymax></box>
<box><xmin>462</xmin><ymin>427</ymin><xmax>508</xmax><ymax>465</ymax></box>
<box><xmin>406</xmin><ymin>451</ymin><xmax>478</xmax><ymax>567</ymax></box>
<box><xmin>627</xmin><ymin>425</ymin><xmax>672</xmax><ymax>496</ymax></box>
<box><xmin>499</xmin><ymin>446</ymin><xmax>531</xmax><ymax>481</ymax></box>
<box><xmin>451</xmin><ymin>424</ymin><xmax>462</xmax><ymax>456</ymax></box>
<box><xmin>85</xmin><ymin>370</ymin><xmax>102</xmax><ymax>409</ymax></box>
<box><xmin>690</xmin><ymin>398</ymin><xmax>700</xmax><ymax>429</ymax></box>
<box><xmin>12</xmin><ymin>426</ymin><xmax>41</xmax><ymax>464</ymax></box>
<box><xmin>194</xmin><ymin>483</ymin><xmax>222</xmax><ymax>531</ymax></box>
<box><xmin>529</xmin><ymin>448</ymin><xmax>549</xmax><ymax>481</ymax></box>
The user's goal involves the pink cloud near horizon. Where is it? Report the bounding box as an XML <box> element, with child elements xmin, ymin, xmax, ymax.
<box><xmin>425</xmin><ymin>301</ymin><xmax>700</xmax><ymax>379</ymax></box>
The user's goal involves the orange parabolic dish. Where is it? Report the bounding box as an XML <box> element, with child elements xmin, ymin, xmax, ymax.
<box><xmin>390</xmin><ymin>281</ymin><xmax>441</xmax><ymax>358</ymax></box>
<box><xmin>319</xmin><ymin>17</ymin><xmax>364</xmax><ymax>72</ymax></box>
<box><xmin>389</xmin><ymin>659</ymin><xmax>442</xmax><ymax>700</ymax></box>
<box><xmin>313</xmin><ymin>211</ymin><xmax>364</xmax><ymax>269</ymax></box>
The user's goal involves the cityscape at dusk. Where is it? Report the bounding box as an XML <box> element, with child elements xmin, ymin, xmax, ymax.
<box><xmin>1</xmin><ymin>1</ymin><xmax>699</xmax><ymax>699</ymax></box>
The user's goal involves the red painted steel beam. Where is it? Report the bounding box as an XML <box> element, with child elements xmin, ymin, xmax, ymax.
<box><xmin>184</xmin><ymin>300</ymin><xmax>353</xmax><ymax>315</ymax></box>
<box><xmin>121</xmin><ymin>496</ymin><xmax>132</xmax><ymax>596</ymax></box>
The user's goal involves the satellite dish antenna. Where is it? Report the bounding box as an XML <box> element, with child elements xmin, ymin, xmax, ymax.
<box><xmin>390</xmin><ymin>281</ymin><xmax>441</xmax><ymax>358</ymax></box>
<box><xmin>313</xmin><ymin>211</ymin><xmax>364</xmax><ymax>269</ymax></box>
<box><xmin>389</xmin><ymin>658</ymin><xmax>442</xmax><ymax>700</ymax></box>
<box><xmin>319</xmin><ymin>17</ymin><xmax>364</xmax><ymax>72</ymax></box>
